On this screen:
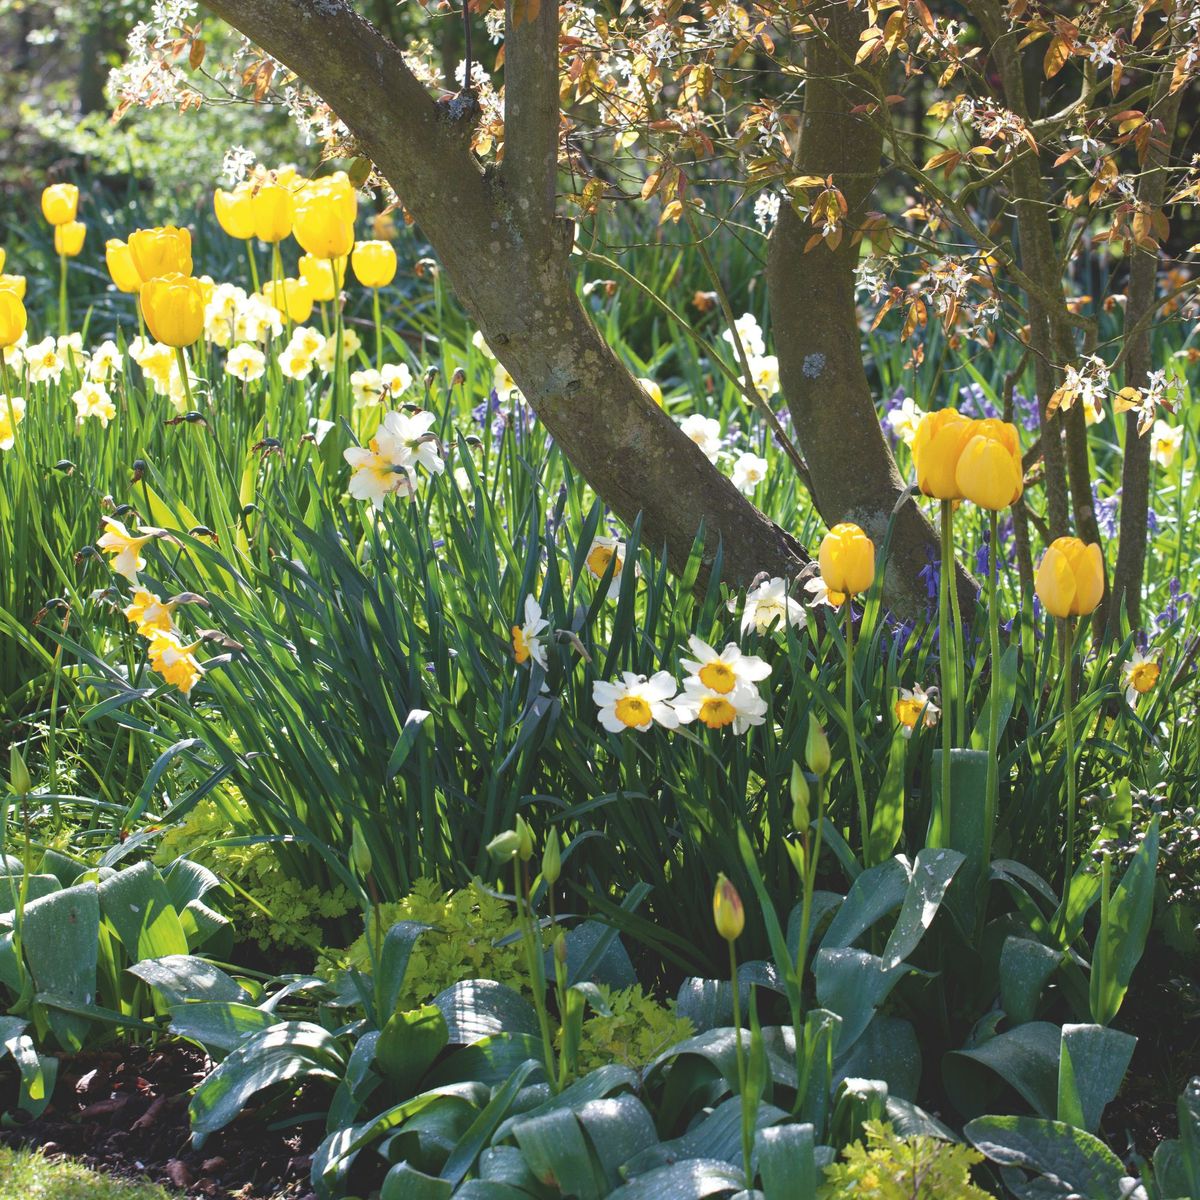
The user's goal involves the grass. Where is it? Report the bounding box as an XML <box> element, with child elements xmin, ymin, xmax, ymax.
<box><xmin>0</xmin><ymin>1147</ymin><xmax>172</xmax><ymax>1200</ymax></box>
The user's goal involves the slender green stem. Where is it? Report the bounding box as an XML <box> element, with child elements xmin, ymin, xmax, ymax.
<box><xmin>332</xmin><ymin>256</ymin><xmax>346</xmax><ymax>425</ymax></box>
<box><xmin>516</xmin><ymin>859</ymin><xmax>558</xmax><ymax>1087</ymax></box>
<box><xmin>729</xmin><ymin>938</ymin><xmax>751</xmax><ymax>1186</ymax></box>
<box><xmin>1056</xmin><ymin>617</ymin><xmax>1079</xmax><ymax>941</ymax></box>
<box><xmin>845</xmin><ymin>600</ymin><xmax>868</xmax><ymax>859</ymax></box>
<box><xmin>58</xmin><ymin>253</ymin><xmax>68</xmax><ymax>337</ymax></box>
<box><xmin>246</xmin><ymin>241</ymin><xmax>260</xmax><ymax>293</ymax></box>
<box><xmin>939</xmin><ymin>501</ymin><xmax>954</xmax><ymax>846</ymax></box>
<box><xmin>373</xmin><ymin>287</ymin><xmax>383</xmax><ymax>373</ymax></box>
<box><xmin>948</xmin><ymin>517</ymin><xmax>967</xmax><ymax>743</ymax></box>
<box><xmin>982</xmin><ymin>508</ymin><xmax>1001</xmax><ymax>873</ymax></box>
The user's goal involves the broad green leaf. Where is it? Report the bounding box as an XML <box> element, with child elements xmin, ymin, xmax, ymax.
<box><xmin>930</xmin><ymin>748</ymin><xmax>989</xmax><ymax>931</ymax></box>
<box><xmin>1000</xmin><ymin>937</ymin><xmax>1060</xmax><ymax>1025</ymax></box>
<box><xmin>625</xmin><ymin>1097</ymin><xmax>787</xmax><ymax>1176</ymax></box>
<box><xmin>835</xmin><ymin>1015</ymin><xmax>920</xmax><ymax>1101</ymax></box>
<box><xmin>433</xmin><ymin>979</ymin><xmax>539</xmax><ymax>1044</ymax></box>
<box><xmin>756</xmin><ymin>1122</ymin><xmax>815</xmax><ymax>1200</ymax></box>
<box><xmin>1177</xmin><ymin>1077</ymin><xmax>1200</xmax><ymax>1199</ymax></box>
<box><xmin>168</xmin><ymin>1000</ymin><xmax>276</xmax><ymax>1057</ymax></box>
<box><xmin>1057</xmin><ymin>1023</ymin><xmax>1135</xmax><ymax>1133</ymax></box>
<box><xmin>965</xmin><ymin>1115</ymin><xmax>1129</xmax><ymax>1198</ymax></box>
<box><xmin>607</xmin><ymin>1158</ymin><xmax>745</xmax><ymax>1199</ymax></box>
<box><xmin>813</xmin><ymin>948</ymin><xmax>907</xmax><ymax>1051</ymax></box>
<box><xmin>20</xmin><ymin>883</ymin><xmax>99</xmax><ymax>1051</ymax></box>
<box><xmin>881</xmin><ymin>847</ymin><xmax>964</xmax><ymax>968</ymax></box>
<box><xmin>820</xmin><ymin>859</ymin><xmax>909</xmax><ymax>950</ymax></box>
<box><xmin>945</xmin><ymin>1022</ymin><xmax>1061</xmax><ymax>1119</ymax></box>
<box><xmin>129</xmin><ymin>954</ymin><xmax>248</xmax><ymax>1005</ymax></box>
<box><xmin>867</xmin><ymin>732</ymin><xmax>906</xmax><ymax>866</ymax></box>
<box><xmin>375</xmin><ymin>920</ymin><xmax>431</xmax><ymax>1017</ymax></box>
<box><xmin>442</xmin><ymin>1059</ymin><xmax>541</xmax><ymax>1185</ymax></box>
<box><xmin>577</xmin><ymin>1095</ymin><xmax>659</xmax><ymax>1189</ymax></box>
<box><xmin>98</xmin><ymin>861</ymin><xmax>189</xmax><ymax>962</ymax></box>
<box><xmin>512</xmin><ymin>1108</ymin><xmax>606</xmax><ymax>1200</ymax></box>
<box><xmin>380</xmin><ymin>1162</ymin><xmax>452</xmax><ymax>1200</ymax></box>
<box><xmin>377</xmin><ymin>1004</ymin><xmax>449</xmax><ymax>1095</ymax></box>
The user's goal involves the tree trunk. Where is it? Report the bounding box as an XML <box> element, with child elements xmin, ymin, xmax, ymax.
<box><xmin>767</xmin><ymin>2</ymin><xmax>966</xmax><ymax>617</ymax></box>
<box><xmin>204</xmin><ymin>0</ymin><xmax>807</xmax><ymax>585</ymax></box>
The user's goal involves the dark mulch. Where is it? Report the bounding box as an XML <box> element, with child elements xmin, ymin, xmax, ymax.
<box><xmin>0</xmin><ymin>1040</ymin><xmax>324</xmax><ymax>1199</ymax></box>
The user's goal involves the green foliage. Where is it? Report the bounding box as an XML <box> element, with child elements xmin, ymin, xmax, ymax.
<box><xmin>570</xmin><ymin>984</ymin><xmax>694</xmax><ymax>1075</ymax></box>
<box><xmin>819</xmin><ymin>1121</ymin><xmax>994</xmax><ymax>1200</ymax></box>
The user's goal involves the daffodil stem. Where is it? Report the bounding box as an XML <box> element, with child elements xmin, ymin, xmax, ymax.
<box><xmin>58</xmin><ymin>253</ymin><xmax>68</xmax><ymax>337</ymax></box>
<box><xmin>845</xmin><ymin>600</ymin><xmax>868</xmax><ymax>861</ymax></box>
<box><xmin>515</xmin><ymin>858</ymin><xmax>557</xmax><ymax>1089</ymax></box>
<box><xmin>983</xmin><ymin>508</ymin><xmax>1001</xmax><ymax>875</ymax></box>
<box><xmin>729</xmin><ymin>938</ymin><xmax>752</xmax><ymax>1187</ymax></box>
<box><xmin>939</xmin><ymin>501</ymin><xmax>953</xmax><ymax>846</ymax></box>
<box><xmin>1057</xmin><ymin>617</ymin><xmax>1079</xmax><ymax>942</ymax></box>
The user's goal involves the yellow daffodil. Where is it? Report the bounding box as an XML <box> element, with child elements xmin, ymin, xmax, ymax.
<box><xmin>97</xmin><ymin>517</ymin><xmax>157</xmax><ymax>581</ymax></box>
<box><xmin>894</xmin><ymin>684</ymin><xmax>940</xmax><ymax>737</ymax></box>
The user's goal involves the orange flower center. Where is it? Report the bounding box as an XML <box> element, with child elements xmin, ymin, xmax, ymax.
<box><xmin>698</xmin><ymin>697</ymin><xmax>737</xmax><ymax>728</ymax></box>
<box><xmin>512</xmin><ymin>625</ymin><xmax>530</xmax><ymax>664</ymax></box>
<box><xmin>699</xmin><ymin>660</ymin><xmax>736</xmax><ymax>694</ymax></box>
<box><xmin>894</xmin><ymin>697</ymin><xmax>923</xmax><ymax>729</ymax></box>
<box><xmin>587</xmin><ymin>546</ymin><xmax>622</xmax><ymax>578</ymax></box>
<box><xmin>1129</xmin><ymin>662</ymin><xmax>1159</xmax><ymax>694</ymax></box>
<box><xmin>614</xmin><ymin>695</ymin><xmax>652</xmax><ymax>727</ymax></box>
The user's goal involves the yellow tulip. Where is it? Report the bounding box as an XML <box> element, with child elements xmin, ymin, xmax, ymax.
<box><xmin>818</xmin><ymin>521</ymin><xmax>876</xmax><ymax>595</ymax></box>
<box><xmin>0</xmin><ymin>275</ymin><xmax>26</xmax><ymax>300</ymax></box>
<box><xmin>712</xmin><ymin>874</ymin><xmax>745</xmax><ymax>942</ymax></box>
<box><xmin>54</xmin><ymin>220</ymin><xmax>86</xmax><ymax>257</ymax></box>
<box><xmin>351</xmin><ymin>240</ymin><xmax>397</xmax><ymax>289</ymax></box>
<box><xmin>954</xmin><ymin>418</ymin><xmax>1023</xmax><ymax>511</ymax></box>
<box><xmin>104</xmin><ymin>240</ymin><xmax>141</xmax><ymax>293</ymax></box>
<box><xmin>293</xmin><ymin>196</ymin><xmax>355</xmax><ymax>259</ymax></box>
<box><xmin>128</xmin><ymin>226</ymin><xmax>193</xmax><ymax>283</ymax></box>
<box><xmin>912</xmin><ymin>407</ymin><xmax>974</xmax><ymax>501</ymax></box>
<box><xmin>0</xmin><ymin>292</ymin><xmax>27</xmax><ymax>348</ymax></box>
<box><xmin>298</xmin><ymin>253</ymin><xmax>343</xmax><ymax>302</ymax></box>
<box><xmin>250</xmin><ymin>183</ymin><xmax>294</xmax><ymax>243</ymax></box>
<box><xmin>41</xmin><ymin>183</ymin><xmax>79</xmax><ymax>226</ymax></box>
<box><xmin>262</xmin><ymin>276</ymin><xmax>314</xmax><ymax>325</ymax></box>
<box><xmin>140</xmin><ymin>273</ymin><xmax>207</xmax><ymax>348</ymax></box>
<box><xmin>1034</xmin><ymin>537</ymin><xmax>1104</xmax><ymax>619</ymax></box>
<box><xmin>214</xmin><ymin>184</ymin><xmax>256</xmax><ymax>240</ymax></box>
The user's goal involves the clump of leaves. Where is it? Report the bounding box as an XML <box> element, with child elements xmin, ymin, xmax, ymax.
<box><xmin>332</xmin><ymin>878</ymin><xmax>528</xmax><ymax>1005</ymax></box>
<box><xmin>819</xmin><ymin>1121</ymin><xmax>996</xmax><ymax>1200</ymax></box>
<box><xmin>570</xmin><ymin>983</ymin><xmax>694</xmax><ymax>1073</ymax></box>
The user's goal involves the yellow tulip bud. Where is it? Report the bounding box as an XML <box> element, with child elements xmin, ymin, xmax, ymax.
<box><xmin>54</xmin><ymin>220</ymin><xmax>86</xmax><ymax>258</ymax></box>
<box><xmin>954</xmin><ymin>418</ymin><xmax>1023</xmax><ymax>511</ymax></box>
<box><xmin>262</xmin><ymin>277</ymin><xmax>314</xmax><ymax>325</ymax></box>
<box><xmin>214</xmin><ymin>184</ymin><xmax>257</xmax><ymax>240</ymax></box>
<box><xmin>713</xmin><ymin>873</ymin><xmax>745</xmax><ymax>942</ymax></box>
<box><xmin>818</xmin><ymin>521</ymin><xmax>875</xmax><ymax>595</ymax></box>
<box><xmin>41</xmin><ymin>183</ymin><xmax>79</xmax><ymax>226</ymax></box>
<box><xmin>0</xmin><ymin>275</ymin><xmax>26</xmax><ymax>301</ymax></box>
<box><xmin>912</xmin><ymin>407</ymin><xmax>974</xmax><ymax>501</ymax></box>
<box><xmin>105</xmin><ymin>239</ymin><xmax>142</xmax><ymax>294</ymax></box>
<box><xmin>806</xmin><ymin>720</ymin><xmax>831</xmax><ymax>778</ymax></box>
<box><xmin>0</xmin><ymin>291</ymin><xmax>27</xmax><ymax>349</ymax></box>
<box><xmin>128</xmin><ymin>226</ymin><xmax>193</xmax><ymax>283</ymax></box>
<box><xmin>298</xmin><ymin>253</ymin><xmax>343</xmax><ymax>302</ymax></box>
<box><xmin>140</xmin><ymin>273</ymin><xmax>207</xmax><ymax>348</ymax></box>
<box><xmin>351</xmin><ymin>240</ymin><xmax>397</xmax><ymax>289</ymax></box>
<box><xmin>1034</xmin><ymin>537</ymin><xmax>1104</xmax><ymax>619</ymax></box>
<box><xmin>250</xmin><ymin>183</ymin><xmax>294</xmax><ymax>243</ymax></box>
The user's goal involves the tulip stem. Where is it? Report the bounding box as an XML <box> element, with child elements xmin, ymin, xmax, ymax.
<box><xmin>373</xmin><ymin>287</ymin><xmax>383</xmax><ymax>373</ymax></box>
<box><xmin>58</xmin><ymin>253</ymin><xmax>68</xmax><ymax>338</ymax></box>
<box><xmin>983</xmin><ymin>508</ymin><xmax>1001</xmax><ymax>875</ymax></box>
<box><xmin>332</xmin><ymin>256</ymin><xmax>346</xmax><ymax>425</ymax></box>
<box><xmin>245</xmin><ymin>243</ymin><xmax>260</xmax><ymax>293</ymax></box>
<box><xmin>948</xmin><ymin>522</ymin><xmax>967</xmax><ymax>744</ymax></box>
<box><xmin>939</xmin><ymin>501</ymin><xmax>953</xmax><ymax>846</ymax></box>
<box><xmin>844</xmin><ymin>599</ymin><xmax>869</xmax><ymax>860</ymax></box>
<box><xmin>729</xmin><ymin>937</ymin><xmax>751</xmax><ymax>1187</ymax></box>
<box><xmin>1056</xmin><ymin>616</ymin><xmax>1079</xmax><ymax>942</ymax></box>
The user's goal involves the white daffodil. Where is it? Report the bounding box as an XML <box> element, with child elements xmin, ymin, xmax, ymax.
<box><xmin>1122</xmin><ymin>650</ymin><xmax>1160</xmax><ymax>706</ymax></box>
<box><xmin>25</xmin><ymin>336</ymin><xmax>65</xmax><ymax>384</ymax></box>
<box><xmin>343</xmin><ymin>443</ymin><xmax>413</xmax><ymax>509</ymax></box>
<box><xmin>741</xmin><ymin>577</ymin><xmax>804</xmax><ymax>634</ymax></box>
<box><xmin>381</xmin><ymin>362</ymin><xmax>413</xmax><ymax>398</ymax></box>
<box><xmin>472</xmin><ymin>330</ymin><xmax>496</xmax><ymax>359</ymax></box>
<box><xmin>87</xmin><ymin>341</ymin><xmax>123</xmax><ymax>383</ymax></box>
<box><xmin>584</xmin><ymin>535</ymin><xmax>628</xmax><ymax>599</ymax></box>
<box><xmin>722</xmin><ymin>311</ymin><xmax>766</xmax><ymax>358</ymax></box>
<box><xmin>493</xmin><ymin>361</ymin><xmax>523</xmax><ymax>402</ymax></box>
<box><xmin>672</xmin><ymin>677</ymin><xmax>768</xmax><ymax>733</ymax></box>
<box><xmin>226</xmin><ymin>343</ymin><xmax>266</xmax><ymax>382</ymax></box>
<box><xmin>748</xmin><ymin>354</ymin><xmax>779</xmax><ymax>398</ymax></box>
<box><xmin>679</xmin><ymin>412</ymin><xmax>722</xmax><ymax>463</ymax></box>
<box><xmin>0</xmin><ymin>395</ymin><xmax>26</xmax><ymax>450</ymax></box>
<box><xmin>731</xmin><ymin>451</ymin><xmax>768</xmax><ymax>494</ymax></box>
<box><xmin>894</xmin><ymin>684</ymin><xmax>940</xmax><ymax>737</ymax></box>
<box><xmin>278</xmin><ymin>342</ymin><xmax>317</xmax><ymax>381</ymax></box>
<box><xmin>804</xmin><ymin>573</ymin><xmax>847</xmax><ymax>609</ymax></box>
<box><xmin>97</xmin><ymin>517</ymin><xmax>156</xmax><ymax>581</ymax></box>
<box><xmin>351</xmin><ymin>368</ymin><xmax>384</xmax><ymax>407</ymax></box>
<box><xmin>1150</xmin><ymin>419</ymin><xmax>1183</xmax><ymax>469</ymax></box>
<box><xmin>72</xmin><ymin>381</ymin><xmax>116</xmax><ymax>427</ymax></box>
<box><xmin>316</xmin><ymin>329</ymin><xmax>361</xmax><ymax>374</ymax></box>
<box><xmin>680</xmin><ymin>635</ymin><xmax>771</xmax><ymax>695</ymax></box>
<box><xmin>375</xmin><ymin>409</ymin><xmax>444</xmax><ymax>476</ymax></box>
<box><xmin>593</xmin><ymin>671</ymin><xmax>679</xmax><ymax>733</ymax></box>
<box><xmin>887</xmin><ymin>396</ymin><xmax>923</xmax><ymax>446</ymax></box>
<box><xmin>512</xmin><ymin>595</ymin><xmax>549</xmax><ymax>669</ymax></box>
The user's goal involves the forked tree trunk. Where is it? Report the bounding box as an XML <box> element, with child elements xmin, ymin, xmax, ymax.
<box><xmin>206</xmin><ymin>0</ymin><xmax>807</xmax><ymax>588</ymax></box>
<box><xmin>768</xmin><ymin>3</ymin><xmax>965</xmax><ymax>616</ymax></box>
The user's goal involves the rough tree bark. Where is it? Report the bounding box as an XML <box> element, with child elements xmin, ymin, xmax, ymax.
<box><xmin>767</xmin><ymin>2</ymin><xmax>965</xmax><ymax>616</ymax></box>
<box><xmin>204</xmin><ymin>0</ymin><xmax>807</xmax><ymax>586</ymax></box>
<box><xmin>1109</xmin><ymin>71</ymin><xmax>1185</xmax><ymax>631</ymax></box>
